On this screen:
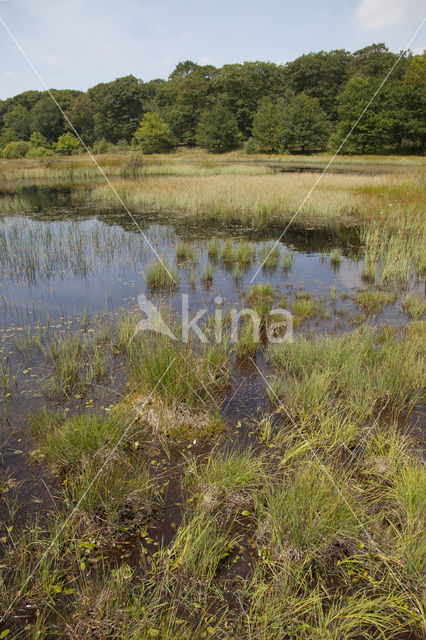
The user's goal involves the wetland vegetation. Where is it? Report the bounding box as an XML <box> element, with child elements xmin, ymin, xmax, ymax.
<box><xmin>0</xmin><ymin>150</ymin><xmax>424</xmax><ymax>638</ymax></box>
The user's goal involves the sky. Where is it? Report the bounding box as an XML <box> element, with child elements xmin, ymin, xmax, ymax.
<box><xmin>0</xmin><ymin>0</ymin><xmax>425</xmax><ymax>100</ymax></box>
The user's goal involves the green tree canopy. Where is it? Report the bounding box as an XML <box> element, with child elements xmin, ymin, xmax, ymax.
<box><xmin>334</xmin><ymin>76</ymin><xmax>394</xmax><ymax>153</ymax></box>
<box><xmin>347</xmin><ymin>43</ymin><xmax>401</xmax><ymax>79</ymax></box>
<box><xmin>213</xmin><ymin>62</ymin><xmax>288</xmax><ymax>136</ymax></box>
<box><xmin>29</xmin><ymin>131</ymin><xmax>49</xmax><ymax>148</ymax></box>
<box><xmin>88</xmin><ymin>75</ymin><xmax>146</xmax><ymax>142</ymax></box>
<box><xmin>251</xmin><ymin>100</ymin><xmax>284</xmax><ymax>152</ymax></box>
<box><xmin>65</xmin><ymin>94</ymin><xmax>95</xmax><ymax>144</ymax></box>
<box><xmin>196</xmin><ymin>103</ymin><xmax>241</xmax><ymax>153</ymax></box>
<box><xmin>0</xmin><ymin>44</ymin><xmax>423</xmax><ymax>157</ymax></box>
<box><xmin>2</xmin><ymin>105</ymin><xmax>31</xmax><ymax>141</ymax></box>
<box><xmin>30</xmin><ymin>97</ymin><xmax>65</xmax><ymax>142</ymax></box>
<box><xmin>156</xmin><ymin>61</ymin><xmax>214</xmax><ymax>145</ymax></box>
<box><xmin>283</xmin><ymin>50</ymin><xmax>350</xmax><ymax>121</ymax></box>
<box><xmin>133</xmin><ymin>112</ymin><xmax>175</xmax><ymax>153</ymax></box>
<box><xmin>280</xmin><ymin>93</ymin><xmax>329</xmax><ymax>152</ymax></box>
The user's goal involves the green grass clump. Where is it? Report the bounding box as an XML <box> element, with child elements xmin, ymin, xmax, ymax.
<box><xmin>184</xmin><ymin>448</ymin><xmax>264</xmax><ymax>513</ymax></box>
<box><xmin>115</xmin><ymin>312</ymin><xmax>139</xmax><ymax>351</ymax></box>
<box><xmin>171</xmin><ymin>512</ymin><xmax>240</xmax><ymax>580</ymax></box>
<box><xmin>207</xmin><ymin>237</ymin><xmax>219</xmax><ymax>260</ymax></box>
<box><xmin>267</xmin><ymin>325</ymin><xmax>425</xmax><ymax>418</ymax></box>
<box><xmin>43</xmin><ymin>332</ymin><xmax>107</xmax><ymax>397</ymax></box>
<box><xmin>291</xmin><ymin>294</ymin><xmax>320</xmax><ymax>325</ymax></box>
<box><xmin>29</xmin><ymin>408</ymin><xmax>155</xmax><ymax>525</ymax></box>
<box><xmin>201</xmin><ymin>263</ymin><xmax>214</xmax><ymax>284</ymax></box>
<box><xmin>282</xmin><ymin>251</ymin><xmax>294</xmax><ymax>272</ymax></box>
<box><xmin>355</xmin><ymin>288</ymin><xmax>396</xmax><ymax>314</ymax></box>
<box><xmin>220</xmin><ymin>239</ymin><xmax>235</xmax><ymax>263</ymax></box>
<box><xmin>330</xmin><ymin>247</ymin><xmax>342</xmax><ymax>266</ymax></box>
<box><xmin>260</xmin><ymin>242</ymin><xmax>279</xmax><ymax>270</ymax></box>
<box><xmin>402</xmin><ymin>295</ymin><xmax>426</xmax><ymax>320</ymax></box>
<box><xmin>146</xmin><ymin>261</ymin><xmax>180</xmax><ymax>291</ymax></box>
<box><xmin>235</xmin><ymin>319</ymin><xmax>259</xmax><ymax>358</ymax></box>
<box><xmin>256</xmin><ymin>463</ymin><xmax>360</xmax><ymax>567</ymax></box>
<box><xmin>176</xmin><ymin>240</ymin><xmax>196</xmax><ymax>262</ymax></box>
<box><xmin>66</xmin><ymin>457</ymin><xmax>153</xmax><ymax>524</ymax></box>
<box><xmin>246</xmin><ymin>283</ymin><xmax>275</xmax><ymax>316</ymax></box>
<box><xmin>29</xmin><ymin>411</ymin><xmax>120</xmax><ymax>471</ymax></box>
<box><xmin>128</xmin><ymin>328</ymin><xmax>229</xmax><ymax>408</ymax></box>
<box><xmin>235</xmin><ymin>241</ymin><xmax>254</xmax><ymax>267</ymax></box>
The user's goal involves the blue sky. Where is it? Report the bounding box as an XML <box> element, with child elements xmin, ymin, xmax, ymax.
<box><xmin>0</xmin><ymin>0</ymin><xmax>425</xmax><ymax>99</ymax></box>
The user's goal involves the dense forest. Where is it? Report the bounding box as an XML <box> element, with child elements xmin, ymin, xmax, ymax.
<box><xmin>1</xmin><ymin>43</ymin><xmax>425</xmax><ymax>157</ymax></box>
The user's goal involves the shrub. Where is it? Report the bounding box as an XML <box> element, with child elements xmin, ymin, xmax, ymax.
<box><xmin>29</xmin><ymin>131</ymin><xmax>49</xmax><ymax>148</ymax></box>
<box><xmin>55</xmin><ymin>132</ymin><xmax>81</xmax><ymax>155</ymax></box>
<box><xmin>2</xmin><ymin>141</ymin><xmax>30</xmax><ymax>158</ymax></box>
<box><xmin>26</xmin><ymin>146</ymin><xmax>53</xmax><ymax>158</ymax></box>
<box><xmin>92</xmin><ymin>138</ymin><xmax>109</xmax><ymax>154</ymax></box>
<box><xmin>133</xmin><ymin>112</ymin><xmax>175</xmax><ymax>153</ymax></box>
<box><xmin>244</xmin><ymin>137</ymin><xmax>258</xmax><ymax>154</ymax></box>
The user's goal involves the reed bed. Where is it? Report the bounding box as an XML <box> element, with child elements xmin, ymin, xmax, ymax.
<box><xmin>88</xmin><ymin>170</ymin><xmax>424</xmax><ymax>230</ymax></box>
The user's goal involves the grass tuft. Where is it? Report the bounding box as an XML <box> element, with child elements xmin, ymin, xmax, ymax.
<box><xmin>355</xmin><ymin>288</ymin><xmax>396</xmax><ymax>314</ymax></box>
<box><xmin>146</xmin><ymin>261</ymin><xmax>180</xmax><ymax>291</ymax></box>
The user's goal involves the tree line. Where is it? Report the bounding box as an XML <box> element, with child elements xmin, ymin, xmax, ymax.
<box><xmin>1</xmin><ymin>43</ymin><xmax>424</xmax><ymax>157</ymax></box>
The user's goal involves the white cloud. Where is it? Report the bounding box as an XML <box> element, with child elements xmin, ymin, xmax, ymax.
<box><xmin>412</xmin><ymin>45</ymin><xmax>425</xmax><ymax>54</ymax></box>
<box><xmin>356</xmin><ymin>0</ymin><xmax>424</xmax><ymax>30</ymax></box>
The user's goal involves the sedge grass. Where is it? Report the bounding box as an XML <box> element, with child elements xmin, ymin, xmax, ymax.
<box><xmin>176</xmin><ymin>240</ymin><xmax>196</xmax><ymax>263</ymax></box>
<box><xmin>402</xmin><ymin>295</ymin><xmax>426</xmax><ymax>320</ymax></box>
<box><xmin>267</xmin><ymin>325</ymin><xmax>425</xmax><ymax>418</ymax></box>
<box><xmin>184</xmin><ymin>447</ymin><xmax>265</xmax><ymax>512</ymax></box>
<box><xmin>235</xmin><ymin>241</ymin><xmax>255</xmax><ymax>267</ymax></box>
<box><xmin>282</xmin><ymin>250</ymin><xmax>294</xmax><ymax>272</ymax></box>
<box><xmin>201</xmin><ymin>263</ymin><xmax>214</xmax><ymax>284</ymax></box>
<box><xmin>330</xmin><ymin>247</ymin><xmax>342</xmax><ymax>266</ymax></box>
<box><xmin>170</xmin><ymin>512</ymin><xmax>241</xmax><ymax>580</ymax></box>
<box><xmin>207</xmin><ymin>237</ymin><xmax>219</xmax><ymax>260</ymax></box>
<box><xmin>235</xmin><ymin>318</ymin><xmax>259</xmax><ymax>358</ymax></box>
<box><xmin>260</xmin><ymin>242</ymin><xmax>279</xmax><ymax>270</ymax></box>
<box><xmin>256</xmin><ymin>462</ymin><xmax>360</xmax><ymax>568</ymax></box>
<box><xmin>29</xmin><ymin>411</ymin><xmax>121</xmax><ymax>471</ymax></box>
<box><xmin>220</xmin><ymin>239</ymin><xmax>235</xmax><ymax>264</ymax></box>
<box><xmin>355</xmin><ymin>288</ymin><xmax>396</xmax><ymax>314</ymax></box>
<box><xmin>146</xmin><ymin>261</ymin><xmax>180</xmax><ymax>291</ymax></box>
<box><xmin>291</xmin><ymin>294</ymin><xmax>321</xmax><ymax>326</ymax></box>
<box><xmin>246</xmin><ymin>283</ymin><xmax>275</xmax><ymax>317</ymax></box>
<box><xmin>127</xmin><ymin>326</ymin><xmax>229</xmax><ymax>408</ymax></box>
